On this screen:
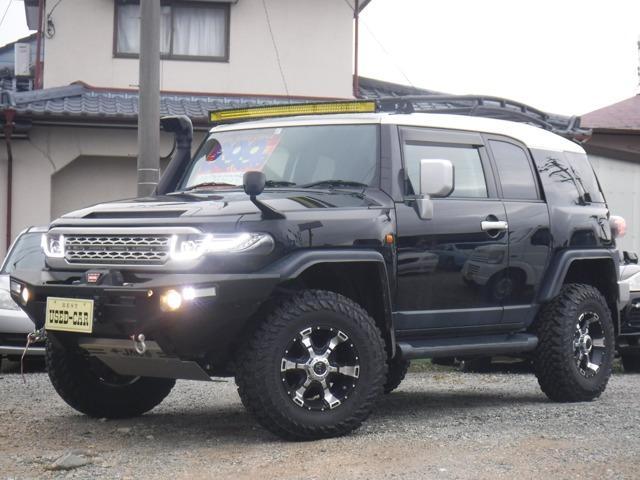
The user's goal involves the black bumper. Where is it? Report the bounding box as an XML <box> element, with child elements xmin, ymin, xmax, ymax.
<box><xmin>10</xmin><ymin>269</ymin><xmax>280</xmax><ymax>367</ymax></box>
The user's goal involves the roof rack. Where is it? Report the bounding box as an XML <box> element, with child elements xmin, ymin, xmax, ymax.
<box><xmin>376</xmin><ymin>95</ymin><xmax>589</xmax><ymax>138</ymax></box>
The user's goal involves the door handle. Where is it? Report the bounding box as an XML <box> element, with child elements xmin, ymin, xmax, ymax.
<box><xmin>481</xmin><ymin>220</ymin><xmax>508</xmax><ymax>232</ymax></box>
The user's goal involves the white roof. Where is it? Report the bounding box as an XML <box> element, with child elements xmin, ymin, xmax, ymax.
<box><xmin>211</xmin><ymin>112</ymin><xmax>585</xmax><ymax>154</ymax></box>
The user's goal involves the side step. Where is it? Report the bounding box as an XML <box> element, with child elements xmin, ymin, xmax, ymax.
<box><xmin>397</xmin><ymin>333</ymin><xmax>538</xmax><ymax>360</ymax></box>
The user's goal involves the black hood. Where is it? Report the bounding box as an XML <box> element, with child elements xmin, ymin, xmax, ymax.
<box><xmin>57</xmin><ymin>189</ymin><xmax>385</xmax><ymax>221</ymax></box>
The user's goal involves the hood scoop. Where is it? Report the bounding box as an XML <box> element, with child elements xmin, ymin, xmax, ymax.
<box><xmin>83</xmin><ymin>210</ymin><xmax>187</xmax><ymax>219</ymax></box>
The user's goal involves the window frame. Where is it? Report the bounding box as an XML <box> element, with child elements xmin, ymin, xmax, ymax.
<box><xmin>113</xmin><ymin>0</ymin><xmax>231</xmax><ymax>63</ymax></box>
<box><xmin>398</xmin><ymin>126</ymin><xmax>499</xmax><ymax>200</ymax></box>
<box><xmin>483</xmin><ymin>134</ymin><xmax>544</xmax><ymax>202</ymax></box>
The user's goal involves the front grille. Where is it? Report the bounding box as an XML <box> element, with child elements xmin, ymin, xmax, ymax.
<box><xmin>65</xmin><ymin>235</ymin><xmax>172</xmax><ymax>265</ymax></box>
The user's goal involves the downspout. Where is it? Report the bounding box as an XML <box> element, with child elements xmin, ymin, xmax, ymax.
<box><xmin>34</xmin><ymin>0</ymin><xmax>44</xmax><ymax>89</ymax></box>
<box><xmin>4</xmin><ymin>109</ymin><xmax>15</xmax><ymax>252</ymax></box>
<box><xmin>352</xmin><ymin>0</ymin><xmax>360</xmax><ymax>98</ymax></box>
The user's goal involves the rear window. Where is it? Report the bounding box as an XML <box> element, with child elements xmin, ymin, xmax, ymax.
<box><xmin>564</xmin><ymin>152</ymin><xmax>605</xmax><ymax>203</ymax></box>
<box><xmin>534</xmin><ymin>151</ymin><xmax>605</xmax><ymax>205</ymax></box>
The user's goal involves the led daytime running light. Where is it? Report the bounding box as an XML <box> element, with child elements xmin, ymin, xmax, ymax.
<box><xmin>169</xmin><ymin>233</ymin><xmax>269</xmax><ymax>261</ymax></box>
<box><xmin>41</xmin><ymin>233</ymin><xmax>65</xmax><ymax>258</ymax></box>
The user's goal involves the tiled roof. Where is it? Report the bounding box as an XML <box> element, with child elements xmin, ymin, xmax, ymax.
<box><xmin>1</xmin><ymin>83</ymin><xmax>322</xmax><ymax>124</ymax></box>
<box><xmin>582</xmin><ymin>95</ymin><xmax>640</xmax><ymax>131</ymax></box>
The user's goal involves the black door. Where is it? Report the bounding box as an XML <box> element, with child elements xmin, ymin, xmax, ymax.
<box><xmin>485</xmin><ymin>137</ymin><xmax>551</xmax><ymax>326</ymax></box>
<box><xmin>394</xmin><ymin>127</ymin><xmax>508</xmax><ymax>333</ymax></box>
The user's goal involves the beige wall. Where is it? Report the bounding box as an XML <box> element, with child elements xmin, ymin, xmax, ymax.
<box><xmin>589</xmin><ymin>154</ymin><xmax>640</xmax><ymax>254</ymax></box>
<box><xmin>42</xmin><ymin>0</ymin><xmax>355</xmax><ymax>98</ymax></box>
<box><xmin>0</xmin><ymin>125</ymin><xmax>206</xmax><ymax>257</ymax></box>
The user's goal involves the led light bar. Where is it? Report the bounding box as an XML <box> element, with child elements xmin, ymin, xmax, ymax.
<box><xmin>209</xmin><ymin>101</ymin><xmax>377</xmax><ymax>123</ymax></box>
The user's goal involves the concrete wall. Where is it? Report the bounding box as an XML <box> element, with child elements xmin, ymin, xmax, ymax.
<box><xmin>0</xmin><ymin>125</ymin><xmax>206</xmax><ymax>258</ymax></box>
<box><xmin>589</xmin><ymin>154</ymin><xmax>640</xmax><ymax>253</ymax></box>
<box><xmin>42</xmin><ymin>0</ymin><xmax>355</xmax><ymax>98</ymax></box>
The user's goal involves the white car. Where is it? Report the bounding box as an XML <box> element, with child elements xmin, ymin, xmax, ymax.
<box><xmin>0</xmin><ymin>226</ymin><xmax>47</xmax><ymax>366</ymax></box>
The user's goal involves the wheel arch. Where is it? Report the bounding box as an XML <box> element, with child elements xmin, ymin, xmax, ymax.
<box><xmin>264</xmin><ymin>250</ymin><xmax>396</xmax><ymax>357</ymax></box>
<box><xmin>537</xmin><ymin>249</ymin><xmax>620</xmax><ymax>332</ymax></box>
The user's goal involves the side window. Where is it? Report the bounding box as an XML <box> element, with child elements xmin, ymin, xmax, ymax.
<box><xmin>403</xmin><ymin>143</ymin><xmax>488</xmax><ymax>198</ymax></box>
<box><xmin>490</xmin><ymin>140</ymin><xmax>539</xmax><ymax>200</ymax></box>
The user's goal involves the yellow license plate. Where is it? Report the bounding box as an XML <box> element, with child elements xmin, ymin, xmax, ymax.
<box><xmin>45</xmin><ymin>297</ymin><xmax>94</xmax><ymax>334</ymax></box>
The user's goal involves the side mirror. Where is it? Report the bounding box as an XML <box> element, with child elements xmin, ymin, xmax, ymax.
<box><xmin>243</xmin><ymin>171</ymin><xmax>266</xmax><ymax>197</ymax></box>
<box><xmin>415</xmin><ymin>159</ymin><xmax>454</xmax><ymax>220</ymax></box>
<box><xmin>243</xmin><ymin>171</ymin><xmax>285</xmax><ymax>220</ymax></box>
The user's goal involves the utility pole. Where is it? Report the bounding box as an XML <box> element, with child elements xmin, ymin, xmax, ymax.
<box><xmin>137</xmin><ymin>0</ymin><xmax>161</xmax><ymax>197</ymax></box>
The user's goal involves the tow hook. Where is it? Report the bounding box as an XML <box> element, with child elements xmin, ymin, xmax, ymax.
<box><xmin>131</xmin><ymin>333</ymin><xmax>147</xmax><ymax>355</ymax></box>
<box><xmin>21</xmin><ymin>328</ymin><xmax>46</xmax><ymax>384</ymax></box>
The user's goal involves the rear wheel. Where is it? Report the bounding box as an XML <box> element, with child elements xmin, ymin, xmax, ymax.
<box><xmin>621</xmin><ymin>354</ymin><xmax>640</xmax><ymax>373</ymax></box>
<box><xmin>235</xmin><ymin>290</ymin><xmax>387</xmax><ymax>440</ymax></box>
<box><xmin>533</xmin><ymin>284</ymin><xmax>614</xmax><ymax>402</ymax></box>
<box><xmin>46</xmin><ymin>338</ymin><xmax>175</xmax><ymax>418</ymax></box>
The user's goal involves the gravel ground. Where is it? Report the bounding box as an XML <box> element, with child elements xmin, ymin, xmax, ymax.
<box><xmin>1</xmin><ymin>366</ymin><xmax>639</xmax><ymax>480</ymax></box>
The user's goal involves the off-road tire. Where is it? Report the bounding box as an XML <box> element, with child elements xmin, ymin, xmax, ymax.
<box><xmin>461</xmin><ymin>357</ymin><xmax>492</xmax><ymax>373</ymax></box>
<box><xmin>533</xmin><ymin>284</ymin><xmax>614</xmax><ymax>402</ymax></box>
<box><xmin>384</xmin><ymin>356</ymin><xmax>410</xmax><ymax>393</ymax></box>
<box><xmin>621</xmin><ymin>354</ymin><xmax>640</xmax><ymax>373</ymax></box>
<box><xmin>46</xmin><ymin>338</ymin><xmax>175</xmax><ymax>418</ymax></box>
<box><xmin>235</xmin><ymin>290</ymin><xmax>387</xmax><ymax>441</ymax></box>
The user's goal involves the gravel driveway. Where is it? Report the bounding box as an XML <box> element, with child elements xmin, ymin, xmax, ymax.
<box><xmin>1</xmin><ymin>367</ymin><xmax>639</xmax><ymax>480</ymax></box>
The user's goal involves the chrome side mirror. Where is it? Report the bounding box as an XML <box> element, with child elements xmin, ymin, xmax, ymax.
<box><xmin>415</xmin><ymin>159</ymin><xmax>454</xmax><ymax>220</ymax></box>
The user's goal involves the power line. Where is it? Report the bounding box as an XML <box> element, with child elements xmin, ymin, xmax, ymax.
<box><xmin>0</xmin><ymin>0</ymin><xmax>14</xmax><ymax>31</ymax></box>
<box><xmin>262</xmin><ymin>0</ymin><xmax>290</xmax><ymax>100</ymax></box>
<box><xmin>342</xmin><ymin>0</ymin><xmax>416</xmax><ymax>88</ymax></box>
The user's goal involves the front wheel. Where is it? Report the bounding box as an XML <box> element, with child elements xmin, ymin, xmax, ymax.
<box><xmin>533</xmin><ymin>284</ymin><xmax>614</xmax><ymax>402</ymax></box>
<box><xmin>46</xmin><ymin>338</ymin><xmax>175</xmax><ymax>418</ymax></box>
<box><xmin>235</xmin><ymin>290</ymin><xmax>387</xmax><ymax>440</ymax></box>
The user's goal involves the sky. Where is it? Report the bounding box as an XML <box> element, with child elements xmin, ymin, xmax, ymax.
<box><xmin>0</xmin><ymin>0</ymin><xmax>638</xmax><ymax>115</ymax></box>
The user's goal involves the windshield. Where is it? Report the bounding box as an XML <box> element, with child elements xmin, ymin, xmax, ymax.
<box><xmin>1</xmin><ymin>232</ymin><xmax>45</xmax><ymax>274</ymax></box>
<box><xmin>179</xmin><ymin>124</ymin><xmax>378</xmax><ymax>190</ymax></box>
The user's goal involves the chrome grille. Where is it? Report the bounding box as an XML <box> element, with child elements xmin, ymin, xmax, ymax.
<box><xmin>64</xmin><ymin>235</ymin><xmax>172</xmax><ymax>265</ymax></box>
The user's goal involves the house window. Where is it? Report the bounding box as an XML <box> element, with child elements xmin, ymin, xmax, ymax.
<box><xmin>115</xmin><ymin>1</ymin><xmax>230</xmax><ymax>61</ymax></box>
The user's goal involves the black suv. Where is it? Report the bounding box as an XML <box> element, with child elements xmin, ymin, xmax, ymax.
<box><xmin>11</xmin><ymin>99</ymin><xmax>625</xmax><ymax>440</ymax></box>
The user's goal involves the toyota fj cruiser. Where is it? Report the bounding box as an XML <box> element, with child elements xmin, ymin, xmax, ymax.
<box><xmin>10</xmin><ymin>98</ymin><xmax>626</xmax><ymax>440</ymax></box>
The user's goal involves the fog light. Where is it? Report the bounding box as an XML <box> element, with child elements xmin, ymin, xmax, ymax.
<box><xmin>160</xmin><ymin>289</ymin><xmax>182</xmax><ymax>312</ymax></box>
<box><xmin>20</xmin><ymin>287</ymin><xmax>30</xmax><ymax>305</ymax></box>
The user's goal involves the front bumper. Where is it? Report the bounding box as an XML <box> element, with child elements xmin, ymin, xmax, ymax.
<box><xmin>10</xmin><ymin>269</ymin><xmax>280</xmax><ymax>367</ymax></box>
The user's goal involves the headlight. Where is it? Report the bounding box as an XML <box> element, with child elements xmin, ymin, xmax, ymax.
<box><xmin>0</xmin><ymin>288</ymin><xmax>20</xmax><ymax>311</ymax></box>
<box><xmin>625</xmin><ymin>272</ymin><xmax>640</xmax><ymax>292</ymax></box>
<box><xmin>41</xmin><ymin>233</ymin><xmax>65</xmax><ymax>258</ymax></box>
<box><xmin>170</xmin><ymin>233</ymin><xmax>273</xmax><ymax>261</ymax></box>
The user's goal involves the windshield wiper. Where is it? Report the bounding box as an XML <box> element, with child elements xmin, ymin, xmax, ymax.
<box><xmin>264</xmin><ymin>180</ymin><xmax>296</xmax><ymax>187</ymax></box>
<box><xmin>183</xmin><ymin>181</ymin><xmax>240</xmax><ymax>192</ymax></box>
<box><xmin>299</xmin><ymin>180</ymin><xmax>368</xmax><ymax>189</ymax></box>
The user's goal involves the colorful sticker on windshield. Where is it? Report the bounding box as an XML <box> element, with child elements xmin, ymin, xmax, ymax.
<box><xmin>191</xmin><ymin>129</ymin><xmax>283</xmax><ymax>186</ymax></box>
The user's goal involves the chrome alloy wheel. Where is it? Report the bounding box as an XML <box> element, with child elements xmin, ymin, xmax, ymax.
<box><xmin>280</xmin><ymin>326</ymin><xmax>360</xmax><ymax>411</ymax></box>
<box><xmin>573</xmin><ymin>311</ymin><xmax>607</xmax><ymax>378</ymax></box>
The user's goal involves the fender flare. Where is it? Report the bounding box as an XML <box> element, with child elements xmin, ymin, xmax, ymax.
<box><xmin>537</xmin><ymin>249</ymin><xmax>620</xmax><ymax>303</ymax></box>
<box><xmin>262</xmin><ymin>249</ymin><xmax>396</xmax><ymax>356</ymax></box>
